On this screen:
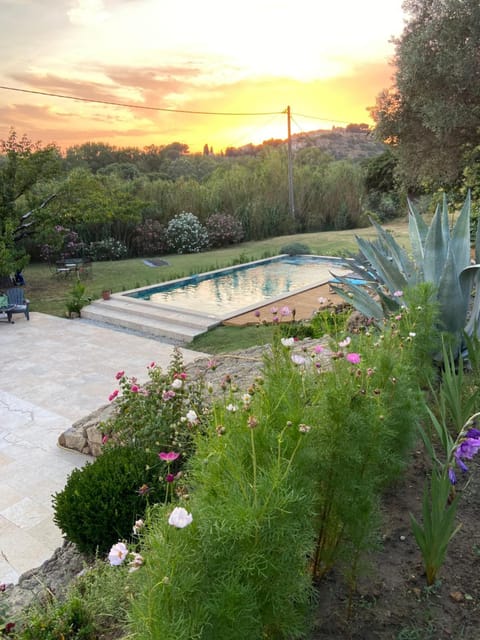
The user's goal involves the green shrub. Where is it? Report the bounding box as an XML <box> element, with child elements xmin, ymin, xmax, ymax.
<box><xmin>53</xmin><ymin>446</ymin><xmax>165</xmax><ymax>555</ymax></box>
<box><xmin>279</xmin><ymin>242</ymin><xmax>311</xmax><ymax>255</ymax></box>
<box><xmin>166</xmin><ymin>212</ymin><xmax>209</xmax><ymax>254</ymax></box>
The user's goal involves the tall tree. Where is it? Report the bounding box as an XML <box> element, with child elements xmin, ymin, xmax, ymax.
<box><xmin>370</xmin><ymin>0</ymin><xmax>480</xmax><ymax>189</ymax></box>
<box><xmin>0</xmin><ymin>129</ymin><xmax>61</xmax><ymax>276</ymax></box>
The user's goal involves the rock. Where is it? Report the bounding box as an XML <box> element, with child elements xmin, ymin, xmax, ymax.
<box><xmin>2</xmin><ymin>542</ymin><xmax>88</xmax><ymax>621</ymax></box>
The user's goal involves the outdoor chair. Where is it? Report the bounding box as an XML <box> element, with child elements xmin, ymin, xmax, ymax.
<box><xmin>6</xmin><ymin>287</ymin><xmax>30</xmax><ymax>321</ymax></box>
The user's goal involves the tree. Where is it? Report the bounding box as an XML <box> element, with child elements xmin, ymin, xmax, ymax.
<box><xmin>370</xmin><ymin>0</ymin><xmax>480</xmax><ymax>189</ymax></box>
<box><xmin>0</xmin><ymin>129</ymin><xmax>61</xmax><ymax>275</ymax></box>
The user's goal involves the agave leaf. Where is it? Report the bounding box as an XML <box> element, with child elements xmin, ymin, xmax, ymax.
<box><xmin>370</xmin><ymin>218</ymin><xmax>417</xmax><ymax>283</ymax></box>
<box><xmin>462</xmin><ymin>266</ymin><xmax>480</xmax><ymax>337</ymax></box>
<box><xmin>329</xmin><ymin>279</ymin><xmax>384</xmax><ymax>322</ymax></box>
<box><xmin>476</xmin><ymin>201</ymin><xmax>480</xmax><ymax>265</ymax></box>
<box><xmin>408</xmin><ymin>199</ymin><xmax>428</xmax><ymax>269</ymax></box>
<box><xmin>437</xmin><ymin>247</ymin><xmax>469</xmax><ymax>337</ymax></box>
<box><xmin>450</xmin><ymin>190</ymin><xmax>471</xmax><ymax>275</ymax></box>
<box><xmin>356</xmin><ymin>236</ymin><xmax>408</xmax><ymax>293</ymax></box>
<box><xmin>423</xmin><ymin>200</ymin><xmax>449</xmax><ymax>284</ymax></box>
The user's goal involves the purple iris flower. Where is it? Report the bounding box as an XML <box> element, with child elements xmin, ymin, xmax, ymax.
<box><xmin>454</xmin><ymin>431</ymin><xmax>480</xmax><ymax>474</ymax></box>
<box><xmin>448</xmin><ymin>467</ymin><xmax>457</xmax><ymax>485</ymax></box>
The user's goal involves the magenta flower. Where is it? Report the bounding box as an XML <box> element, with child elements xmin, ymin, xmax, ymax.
<box><xmin>159</xmin><ymin>451</ymin><xmax>180</xmax><ymax>462</ymax></box>
<box><xmin>166</xmin><ymin>473</ymin><xmax>175</xmax><ymax>483</ymax></box>
<box><xmin>115</xmin><ymin>370</ymin><xmax>125</xmax><ymax>380</ymax></box>
<box><xmin>102</xmin><ymin>434</ymin><xmax>109</xmax><ymax>445</ymax></box>
<box><xmin>131</xmin><ymin>384</ymin><xmax>140</xmax><ymax>393</ymax></box>
<box><xmin>108</xmin><ymin>389</ymin><xmax>119</xmax><ymax>402</ymax></box>
<box><xmin>346</xmin><ymin>353</ymin><xmax>361</xmax><ymax>364</ymax></box>
<box><xmin>314</xmin><ymin>344</ymin><xmax>324</xmax><ymax>354</ymax></box>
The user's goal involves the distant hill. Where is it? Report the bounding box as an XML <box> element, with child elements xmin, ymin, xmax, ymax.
<box><xmin>226</xmin><ymin>126</ymin><xmax>386</xmax><ymax>161</ymax></box>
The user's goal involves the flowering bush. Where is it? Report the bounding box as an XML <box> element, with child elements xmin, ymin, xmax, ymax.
<box><xmin>205</xmin><ymin>212</ymin><xmax>244</xmax><ymax>248</ymax></box>
<box><xmin>165</xmin><ymin>212</ymin><xmax>209</xmax><ymax>254</ymax></box>
<box><xmin>87</xmin><ymin>237</ymin><xmax>128</xmax><ymax>261</ymax></box>
<box><xmin>102</xmin><ymin>348</ymin><xmax>208</xmax><ymax>458</ymax></box>
<box><xmin>132</xmin><ymin>219</ymin><xmax>168</xmax><ymax>256</ymax></box>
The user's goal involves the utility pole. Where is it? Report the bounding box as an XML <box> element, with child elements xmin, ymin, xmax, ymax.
<box><xmin>286</xmin><ymin>105</ymin><xmax>295</xmax><ymax>219</ymax></box>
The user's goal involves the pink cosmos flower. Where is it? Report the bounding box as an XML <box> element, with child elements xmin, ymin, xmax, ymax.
<box><xmin>346</xmin><ymin>353</ymin><xmax>361</xmax><ymax>364</ymax></box>
<box><xmin>115</xmin><ymin>370</ymin><xmax>125</xmax><ymax>380</ymax></box>
<box><xmin>149</xmin><ymin>361</ymin><xmax>156</xmax><ymax>368</ymax></box>
<box><xmin>271</xmin><ymin>306</ymin><xmax>278</xmax><ymax>314</ymax></box>
<box><xmin>280</xmin><ymin>305</ymin><xmax>291</xmax><ymax>316</ymax></box>
<box><xmin>291</xmin><ymin>354</ymin><xmax>306</xmax><ymax>365</ymax></box>
<box><xmin>162</xmin><ymin>390</ymin><xmax>176</xmax><ymax>401</ymax></box>
<box><xmin>108</xmin><ymin>389</ymin><xmax>119</xmax><ymax>402</ymax></box>
<box><xmin>166</xmin><ymin>473</ymin><xmax>175</xmax><ymax>483</ymax></box>
<box><xmin>393</xmin><ymin>290</ymin><xmax>403</xmax><ymax>297</ymax></box>
<box><xmin>159</xmin><ymin>451</ymin><xmax>180</xmax><ymax>462</ymax></box>
<box><xmin>314</xmin><ymin>344</ymin><xmax>324</xmax><ymax>354</ymax></box>
<box><xmin>102</xmin><ymin>434</ymin><xmax>109</xmax><ymax>445</ymax></box>
<box><xmin>130</xmin><ymin>384</ymin><xmax>140</xmax><ymax>393</ymax></box>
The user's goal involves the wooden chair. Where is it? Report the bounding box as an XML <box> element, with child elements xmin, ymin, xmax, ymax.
<box><xmin>6</xmin><ymin>287</ymin><xmax>30</xmax><ymax>321</ymax></box>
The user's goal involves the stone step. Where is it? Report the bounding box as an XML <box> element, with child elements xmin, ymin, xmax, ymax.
<box><xmin>89</xmin><ymin>296</ymin><xmax>218</xmax><ymax>330</ymax></box>
<box><xmin>81</xmin><ymin>300</ymin><xmax>219</xmax><ymax>343</ymax></box>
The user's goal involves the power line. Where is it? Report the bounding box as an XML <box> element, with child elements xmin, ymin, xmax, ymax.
<box><xmin>0</xmin><ymin>84</ymin><xmax>283</xmax><ymax>117</ymax></box>
<box><xmin>294</xmin><ymin>111</ymin><xmax>351</xmax><ymax>126</ymax></box>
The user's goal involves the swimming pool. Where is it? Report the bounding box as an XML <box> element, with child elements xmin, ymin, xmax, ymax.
<box><xmin>125</xmin><ymin>255</ymin><xmax>350</xmax><ymax>318</ymax></box>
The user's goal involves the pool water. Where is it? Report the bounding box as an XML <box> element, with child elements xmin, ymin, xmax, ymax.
<box><xmin>126</xmin><ymin>255</ymin><xmax>348</xmax><ymax>317</ymax></box>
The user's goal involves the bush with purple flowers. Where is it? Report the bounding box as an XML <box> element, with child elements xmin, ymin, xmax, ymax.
<box><xmin>205</xmin><ymin>212</ymin><xmax>244</xmax><ymax>248</ymax></box>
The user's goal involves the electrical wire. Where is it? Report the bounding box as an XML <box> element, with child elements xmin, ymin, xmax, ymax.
<box><xmin>0</xmin><ymin>84</ymin><xmax>283</xmax><ymax>117</ymax></box>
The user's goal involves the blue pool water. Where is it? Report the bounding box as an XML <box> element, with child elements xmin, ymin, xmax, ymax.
<box><xmin>126</xmin><ymin>255</ymin><xmax>348</xmax><ymax>317</ymax></box>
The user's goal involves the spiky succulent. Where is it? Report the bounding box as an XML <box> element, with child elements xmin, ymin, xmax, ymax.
<box><xmin>331</xmin><ymin>192</ymin><xmax>480</xmax><ymax>355</ymax></box>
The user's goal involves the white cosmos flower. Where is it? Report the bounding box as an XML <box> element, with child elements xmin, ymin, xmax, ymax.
<box><xmin>168</xmin><ymin>506</ymin><xmax>193</xmax><ymax>528</ymax></box>
<box><xmin>186</xmin><ymin>409</ymin><xmax>198</xmax><ymax>423</ymax></box>
<box><xmin>338</xmin><ymin>337</ymin><xmax>351</xmax><ymax>348</ymax></box>
<box><xmin>108</xmin><ymin>542</ymin><xmax>128</xmax><ymax>566</ymax></box>
<box><xmin>281</xmin><ymin>337</ymin><xmax>295</xmax><ymax>347</ymax></box>
<box><xmin>171</xmin><ymin>378</ymin><xmax>183</xmax><ymax>389</ymax></box>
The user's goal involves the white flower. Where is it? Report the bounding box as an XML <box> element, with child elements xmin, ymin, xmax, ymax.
<box><xmin>226</xmin><ymin>403</ymin><xmax>238</xmax><ymax>412</ymax></box>
<box><xmin>338</xmin><ymin>337</ymin><xmax>351</xmax><ymax>348</ymax></box>
<box><xmin>186</xmin><ymin>409</ymin><xmax>198</xmax><ymax>423</ymax></box>
<box><xmin>291</xmin><ymin>354</ymin><xmax>306</xmax><ymax>365</ymax></box>
<box><xmin>168</xmin><ymin>506</ymin><xmax>193</xmax><ymax>528</ymax></box>
<box><xmin>133</xmin><ymin>519</ymin><xmax>144</xmax><ymax>535</ymax></box>
<box><xmin>409</xmin><ymin>332</ymin><xmax>416</xmax><ymax>337</ymax></box>
<box><xmin>281</xmin><ymin>337</ymin><xmax>295</xmax><ymax>347</ymax></box>
<box><xmin>242</xmin><ymin>393</ymin><xmax>252</xmax><ymax>405</ymax></box>
<box><xmin>108</xmin><ymin>542</ymin><xmax>128</xmax><ymax>566</ymax></box>
<box><xmin>171</xmin><ymin>378</ymin><xmax>183</xmax><ymax>389</ymax></box>
<box><xmin>128</xmin><ymin>553</ymin><xmax>144</xmax><ymax>572</ymax></box>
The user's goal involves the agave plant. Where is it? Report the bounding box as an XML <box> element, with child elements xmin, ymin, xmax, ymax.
<box><xmin>331</xmin><ymin>192</ymin><xmax>480</xmax><ymax>356</ymax></box>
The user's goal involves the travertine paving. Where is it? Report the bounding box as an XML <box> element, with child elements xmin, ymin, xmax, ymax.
<box><xmin>0</xmin><ymin>313</ymin><xmax>207</xmax><ymax>585</ymax></box>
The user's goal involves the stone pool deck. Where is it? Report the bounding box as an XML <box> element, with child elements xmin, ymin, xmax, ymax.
<box><xmin>0</xmin><ymin>313</ymin><xmax>208</xmax><ymax>585</ymax></box>
<box><xmin>224</xmin><ymin>281</ymin><xmax>346</xmax><ymax>326</ymax></box>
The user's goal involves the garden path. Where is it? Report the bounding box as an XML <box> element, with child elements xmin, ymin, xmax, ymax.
<box><xmin>0</xmin><ymin>313</ymin><xmax>208</xmax><ymax>585</ymax></box>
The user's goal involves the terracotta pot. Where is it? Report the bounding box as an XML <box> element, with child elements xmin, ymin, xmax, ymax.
<box><xmin>102</xmin><ymin>290</ymin><xmax>111</xmax><ymax>300</ymax></box>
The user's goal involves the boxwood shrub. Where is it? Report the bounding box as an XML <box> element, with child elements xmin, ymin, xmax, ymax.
<box><xmin>53</xmin><ymin>446</ymin><xmax>165</xmax><ymax>556</ymax></box>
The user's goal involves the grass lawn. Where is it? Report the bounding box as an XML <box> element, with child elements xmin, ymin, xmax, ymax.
<box><xmin>24</xmin><ymin>221</ymin><xmax>410</xmax><ymax>319</ymax></box>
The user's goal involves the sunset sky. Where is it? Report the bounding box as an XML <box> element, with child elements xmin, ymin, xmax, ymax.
<box><xmin>0</xmin><ymin>0</ymin><xmax>406</xmax><ymax>153</ymax></box>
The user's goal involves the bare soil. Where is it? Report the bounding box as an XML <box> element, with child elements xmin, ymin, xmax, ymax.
<box><xmin>310</xmin><ymin>453</ymin><xmax>480</xmax><ymax>640</ymax></box>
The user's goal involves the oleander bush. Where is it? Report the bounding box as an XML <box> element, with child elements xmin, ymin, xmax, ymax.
<box><xmin>166</xmin><ymin>212</ymin><xmax>209</xmax><ymax>254</ymax></box>
<box><xmin>205</xmin><ymin>212</ymin><xmax>245</xmax><ymax>247</ymax></box>
<box><xmin>87</xmin><ymin>237</ymin><xmax>128</xmax><ymax>261</ymax></box>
